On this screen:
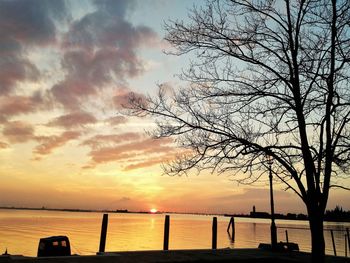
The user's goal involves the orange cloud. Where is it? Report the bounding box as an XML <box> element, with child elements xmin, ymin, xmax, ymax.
<box><xmin>48</xmin><ymin>111</ymin><xmax>97</xmax><ymax>128</ymax></box>
<box><xmin>2</xmin><ymin>121</ymin><xmax>34</xmax><ymax>143</ymax></box>
<box><xmin>0</xmin><ymin>141</ymin><xmax>8</xmax><ymax>149</ymax></box>
<box><xmin>34</xmin><ymin>131</ymin><xmax>81</xmax><ymax>155</ymax></box>
<box><xmin>123</xmin><ymin>156</ymin><xmax>174</xmax><ymax>171</ymax></box>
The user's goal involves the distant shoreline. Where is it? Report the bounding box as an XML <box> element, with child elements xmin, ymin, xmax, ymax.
<box><xmin>1</xmin><ymin>206</ymin><xmax>349</xmax><ymax>223</ymax></box>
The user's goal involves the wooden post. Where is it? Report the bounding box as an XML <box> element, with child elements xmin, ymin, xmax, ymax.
<box><xmin>345</xmin><ymin>235</ymin><xmax>347</xmax><ymax>257</ymax></box>
<box><xmin>163</xmin><ymin>215</ymin><xmax>170</xmax><ymax>250</ymax></box>
<box><xmin>331</xmin><ymin>230</ymin><xmax>336</xmax><ymax>256</ymax></box>
<box><xmin>347</xmin><ymin>228</ymin><xmax>350</xmax><ymax>252</ymax></box>
<box><xmin>99</xmin><ymin>214</ymin><xmax>108</xmax><ymax>253</ymax></box>
<box><xmin>226</xmin><ymin>217</ymin><xmax>231</xmax><ymax>233</ymax></box>
<box><xmin>226</xmin><ymin>217</ymin><xmax>235</xmax><ymax>241</ymax></box>
<box><xmin>231</xmin><ymin>217</ymin><xmax>235</xmax><ymax>241</ymax></box>
<box><xmin>212</xmin><ymin>217</ymin><xmax>217</xmax><ymax>249</ymax></box>
<box><xmin>285</xmin><ymin>230</ymin><xmax>289</xmax><ymax>243</ymax></box>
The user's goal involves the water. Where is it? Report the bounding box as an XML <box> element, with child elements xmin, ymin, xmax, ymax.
<box><xmin>0</xmin><ymin>209</ymin><xmax>349</xmax><ymax>257</ymax></box>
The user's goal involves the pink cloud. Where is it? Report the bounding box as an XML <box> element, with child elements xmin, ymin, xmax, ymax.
<box><xmin>81</xmin><ymin>132</ymin><xmax>142</xmax><ymax>150</ymax></box>
<box><xmin>113</xmin><ymin>89</ymin><xmax>147</xmax><ymax>109</ymax></box>
<box><xmin>48</xmin><ymin>111</ymin><xmax>97</xmax><ymax>128</ymax></box>
<box><xmin>0</xmin><ymin>93</ymin><xmax>45</xmax><ymax>118</ymax></box>
<box><xmin>106</xmin><ymin>116</ymin><xmax>128</xmax><ymax>126</ymax></box>
<box><xmin>2</xmin><ymin>121</ymin><xmax>35</xmax><ymax>143</ymax></box>
<box><xmin>0</xmin><ymin>59</ymin><xmax>39</xmax><ymax>95</ymax></box>
<box><xmin>86</xmin><ymin>136</ymin><xmax>175</xmax><ymax>170</ymax></box>
<box><xmin>51</xmin><ymin>2</ymin><xmax>158</xmax><ymax>110</ymax></box>
<box><xmin>34</xmin><ymin>131</ymin><xmax>81</xmax><ymax>155</ymax></box>
<box><xmin>51</xmin><ymin>76</ymin><xmax>97</xmax><ymax>110</ymax></box>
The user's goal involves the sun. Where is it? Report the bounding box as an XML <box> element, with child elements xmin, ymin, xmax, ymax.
<box><xmin>150</xmin><ymin>208</ymin><xmax>158</xmax><ymax>213</ymax></box>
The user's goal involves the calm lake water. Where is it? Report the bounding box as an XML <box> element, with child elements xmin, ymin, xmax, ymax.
<box><xmin>0</xmin><ymin>209</ymin><xmax>349</xmax><ymax>257</ymax></box>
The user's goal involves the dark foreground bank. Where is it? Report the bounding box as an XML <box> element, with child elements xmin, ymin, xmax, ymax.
<box><xmin>1</xmin><ymin>249</ymin><xmax>350</xmax><ymax>263</ymax></box>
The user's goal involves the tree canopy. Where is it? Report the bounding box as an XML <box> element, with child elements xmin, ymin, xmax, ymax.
<box><xmin>128</xmin><ymin>1</ymin><xmax>350</xmax><ymax>260</ymax></box>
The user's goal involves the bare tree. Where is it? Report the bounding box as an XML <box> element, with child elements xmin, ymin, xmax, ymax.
<box><xmin>128</xmin><ymin>0</ymin><xmax>350</xmax><ymax>261</ymax></box>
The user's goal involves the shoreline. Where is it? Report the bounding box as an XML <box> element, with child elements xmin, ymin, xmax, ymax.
<box><xmin>1</xmin><ymin>207</ymin><xmax>350</xmax><ymax>223</ymax></box>
<box><xmin>1</xmin><ymin>248</ymin><xmax>349</xmax><ymax>263</ymax></box>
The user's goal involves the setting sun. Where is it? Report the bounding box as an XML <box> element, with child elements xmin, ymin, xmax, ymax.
<box><xmin>150</xmin><ymin>208</ymin><xmax>158</xmax><ymax>213</ymax></box>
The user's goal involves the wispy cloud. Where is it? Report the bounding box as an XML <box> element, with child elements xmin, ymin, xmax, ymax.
<box><xmin>106</xmin><ymin>116</ymin><xmax>128</xmax><ymax>126</ymax></box>
<box><xmin>82</xmin><ymin>132</ymin><xmax>178</xmax><ymax>170</ymax></box>
<box><xmin>0</xmin><ymin>0</ymin><xmax>171</xmax><ymax>174</ymax></box>
<box><xmin>0</xmin><ymin>93</ymin><xmax>46</xmax><ymax>120</ymax></box>
<box><xmin>82</xmin><ymin>132</ymin><xmax>142</xmax><ymax>149</ymax></box>
<box><xmin>48</xmin><ymin>111</ymin><xmax>97</xmax><ymax>129</ymax></box>
<box><xmin>34</xmin><ymin>131</ymin><xmax>81</xmax><ymax>156</ymax></box>
<box><xmin>51</xmin><ymin>0</ymin><xmax>157</xmax><ymax>110</ymax></box>
<box><xmin>3</xmin><ymin>121</ymin><xmax>35</xmax><ymax>143</ymax></box>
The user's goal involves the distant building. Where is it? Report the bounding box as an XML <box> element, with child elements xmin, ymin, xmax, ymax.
<box><xmin>250</xmin><ymin>205</ymin><xmax>270</xmax><ymax>218</ymax></box>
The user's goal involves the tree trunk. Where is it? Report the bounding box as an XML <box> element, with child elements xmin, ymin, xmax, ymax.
<box><xmin>309</xmin><ymin>209</ymin><xmax>325</xmax><ymax>263</ymax></box>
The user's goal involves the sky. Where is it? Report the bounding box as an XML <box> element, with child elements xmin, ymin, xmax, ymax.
<box><xmin>0</xmin><ymin>0</ymin><xmax>349</xmax><ymax>215</ymax></box>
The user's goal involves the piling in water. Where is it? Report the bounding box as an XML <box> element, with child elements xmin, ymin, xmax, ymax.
<box><xmin>285</xmin><ymin>230</ymin><xmax>289</xmax><ymax>243</ymax></box>
<box><xmin>99</xmin><ymin>214</ymin><xmax>108</xmax><ymax>253</ymax></box>
<box><xmin>330</xmin><ymin>229</ymin><xmax>336</xmax><ymax>256</ymax></box>
<box><xmin>345</xmin><ymin>235</ymin><xmax>347</xmax><ymax>257</ymax></box>
<box><xmin>347</xmin><ymin>228</ymin><xmax>350</xmax><ymax>252</ymax></box>
<box><xmin>212</xmin><ymin>217</ymin><xmax>217</xmax><ymax>249</ymax></box>
<box><xmin>163</xmin><ymin>215</ymin><xmax>170</xmax><ymax>251</ymax></box>
<box><xmin>226</xmin><ymin>217</ymin><xmax>235</xmax><ymax>241</ymax></box>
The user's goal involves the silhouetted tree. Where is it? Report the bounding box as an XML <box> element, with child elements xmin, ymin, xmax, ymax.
<box><xmin>128</xmin><ymin>1</ymin><xmax>350</xmax><ymax>262</ymax></box>
<box><xmin>325</xmin><ymin>205</ymin><xmax>350</xmax><ymax>222</ymax></box>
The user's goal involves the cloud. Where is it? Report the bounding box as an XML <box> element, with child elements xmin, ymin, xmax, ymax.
<box><xmin>0</xmin><ymin>93</ymin><xmax>45</xmax><ymax>119</ymax></box>
<box><xmin>0</xmin><ymin>0</ymin><xmax>66</xmax><ymax>45</ymax></box>
<box><xmin>113</xmin><ymin>89</ymin><xmax>147</xmax><ymax>109</ymax></box>
<box><xmin>2</xmin><ymin>121</ymin><xmax>35</xmax><ymax>143</ymax></box>
<box><xmin>82</xmin><ymin>134</ymin><xmax>177</xmax><ymax>170</ymax></box>
<box><xmin>0</xmin><ymin>56</ymin><xmax>40</xmax><ymax>95</ymax></box>
<box><xmin>51</xmin><ymin>0</ymin><xmax>157</xmax><ymax>110</ymax></box>
<box><xmin>48</xmin><ymin>111</ymin><xmax>97</xmax><ymax>128</ymax></box>
<box><xmin>123</xmin><ymin>156</ymin><xmax>174</xmax><ymax>171</ymax></box>
<box><xmin>0</xmin><ymin>141</ymin><xmax>8</xmax><ymax>149</ymax></box>
<box><xmin>81</xmin><ymin>132</ymin><xmax>142</xmax><ymax>150</ymax></box>
<box><xmin>34</xmin><ymin>131</ymin><xmax>81</xmax><ymax>155</ymax></box>
<box><xmin>0</xmin><ymin>0</ymin><xmax>67</xmax><ymax>95</ymax></box>
<box><xmin>106</xmin><ymin>116</ymin><xmax>128</xmax><ymax>126</ymax></box>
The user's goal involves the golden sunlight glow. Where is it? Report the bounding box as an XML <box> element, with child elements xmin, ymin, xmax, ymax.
<box><xmin>150</xmin><ymin>208</ymin><xmax>158</xmax><ymax>213</ymax></box>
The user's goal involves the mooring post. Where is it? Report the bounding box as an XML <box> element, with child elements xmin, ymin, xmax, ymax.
<box><xmin>345</xmin><ymin>235</ymin><xmax>347</xmax><ymax>257</ymax></box>
<box><xmin>163</xmin><ymin>215</ymin><xmax>170</xmax><ymax>250</ymax></box>
<box><xmin>226</xmin><ymin>217</ymin><xmax>231</xmax><ymax>233</ymax></box>
<box><xmin>231</xmin><ymin>217</ymin><xmax>235</xmax><ymax>241</ymax></box>
<box><xmin>285</xmin><ymin>230</ymin><xmax>289</xmax><ymax>243</ymax></box>
<box><xmin>347</xmin><ymin>228</ymin><xmax>350</xmax><ymax>252</ymax></box>
<box><xmin>212</xmin><ymin>217</ymin><xmax>217</xmax><ymax>249</ymax></box>
<box><xmin>331</xmin><ymin>230</ymin><xmax>337</xmax><ymax>256</ymax></box>
<box><xmin>99</xmin><ymin>214</ymin><xmax>108</xmax><ymax>253</ymax></box>
<box><xmin>226</xmin><ymin>217</ymin><xmax>235</xmax><ymax>241</ymax></box>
